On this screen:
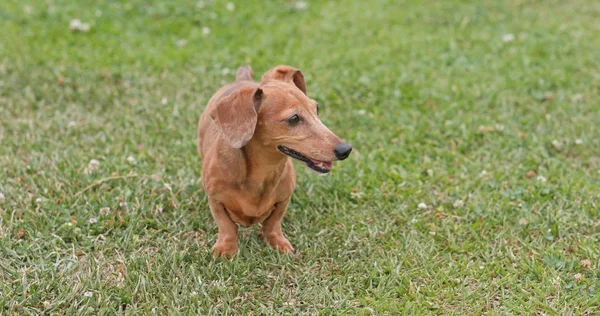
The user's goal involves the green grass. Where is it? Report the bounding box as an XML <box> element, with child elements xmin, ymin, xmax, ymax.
<box><xmin>1</xmin><ymin>0</ymin><xmax>600</xmax><ymax>314</ymax></box>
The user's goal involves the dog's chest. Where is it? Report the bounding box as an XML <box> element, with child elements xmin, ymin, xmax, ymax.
<box><xmin>221</xmin><ymin>189</ymin><xmax>278</xmax><ymax>226</ymax></box>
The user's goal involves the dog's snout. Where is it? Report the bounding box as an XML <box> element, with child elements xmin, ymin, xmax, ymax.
<box><xmin>333</xmin><ymin>143</ymin><xmax>352</xmax><ymax>160</ymax></box>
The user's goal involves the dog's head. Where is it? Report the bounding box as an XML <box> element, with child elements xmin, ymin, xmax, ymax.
<box><xmin>209</xmin><ymin>65</ymin><xmax>351</xmax><ymax>173</ymax></box>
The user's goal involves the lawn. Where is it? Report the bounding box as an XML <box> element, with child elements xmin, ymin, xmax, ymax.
<box><xmin>1</xmin><ymin>0</ymin><xmax>600</xmax><ymax>314</ymax></box>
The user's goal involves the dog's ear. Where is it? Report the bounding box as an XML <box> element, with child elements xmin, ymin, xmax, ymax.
<box><xmin>261</xmin><ymin>65</ymin><xmax>306</xmax><ymax>94</ymax></box>
<box><xmin>209</xmin><ymin>86</ymin><xmax>263</xmax><ymax>148</ymax></box>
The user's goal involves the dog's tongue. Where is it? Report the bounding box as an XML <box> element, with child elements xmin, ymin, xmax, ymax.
<box><xmin>311</xmin><ymin>159</ymin><xmax>332</xmax><ymax>170</ymax></box>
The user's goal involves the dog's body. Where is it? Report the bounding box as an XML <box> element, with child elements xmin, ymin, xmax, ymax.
<box><xmin>198</xmin><ymin>65</ymin><xmax>351</xmax><ymax>257</ymax></box>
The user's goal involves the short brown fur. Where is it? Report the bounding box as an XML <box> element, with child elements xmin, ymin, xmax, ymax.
<box><xmin>198</xmin><ymin>65</ymin><xmax>349</xmax><ymax>257</ymax></box>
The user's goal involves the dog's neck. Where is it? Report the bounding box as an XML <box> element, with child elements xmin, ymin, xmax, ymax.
<box><xmin>241</xmin><ymin>139</ymin><xmax>288</xmax><ymax>185</ymax></box>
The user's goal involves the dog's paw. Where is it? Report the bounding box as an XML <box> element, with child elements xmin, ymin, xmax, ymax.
<box><xmin>211</xmin><ymin>241</ymin><xmax>238</xmax><ymax>258</ymax></box>
<box><xmin>265</xmin><ymin>235</ymin><xmax>295</xmax><ymax>254</ymax></box>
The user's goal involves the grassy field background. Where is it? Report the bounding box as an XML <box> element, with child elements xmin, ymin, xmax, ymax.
<box><xmin>1</xmin><ymin>0</ymin><xmax>600</xmax><ymax>314</ymax></box>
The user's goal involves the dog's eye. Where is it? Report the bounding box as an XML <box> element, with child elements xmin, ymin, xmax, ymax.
<box><xmin>316</xmin><ymin>104</ymin><xmax>319</xmax><ymax>115</ymax></box>
<box><xmin>287</xmin><ymin>115</ymin><xmax>300</xmax><ymax>126</ymax></box>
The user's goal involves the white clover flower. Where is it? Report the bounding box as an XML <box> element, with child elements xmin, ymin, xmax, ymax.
<box><xmin>84</xmin><ymin>291</ymin><xmax>93</xmax><ymax>297</ymax></box>
<box><xmin>127</xmin><ymin>156</ymin><xmax>136</xmax><ymax>164</ymax></box>
<box><xmin>202</xmin><ymin>27</ymin><xmax>211</xmax><ymax>35</ymax></box>
<box><xmin>226</xmin><ymin>3</ymin><xmax>235</xmax><ymax>11</ymax></box>
<box><xmin>294</xmin><ymin>1</ymin><xmax>308</xmax><ymax>10</ymax></box>
<box><xmin>537</xmin><ymin>176</ymin><xmax>547</xmax><ymax>183</ymax></box>
<box><xmin>350</xmin><ymin>190</ymin><xmax>365</xmax><ymax>200</ymax></box>
<box><xmin>196</xmin><ymin>1</ymin><xmax>206</xmax><ymax>9</ymax></box>
<box><xmin>69</xmin><ymin>19</ymin><xmax>91</xmax><ymax>32</ymax></box>
<box><xmin>519</xmin><ymin>218</ymin><xmax>528</xmax><ymax>225</ymax></box>
<box><xmin>502</xmin><ymin>33</ymin><xmax>515</xmax><ymax>42</ymax></box>
<box><xmin>119</xmin><ymin>201</ymin><xmax>127</xmax><ymax>208</ymax></box>
<box><xmin>575</xmin><ymin>138</ymin><xmax>583</xmax><ymax>145</ymax></box>
<box><xmin>453</xmin><ymin>200</ymin><xmax>464</xmax><ymax>208</ymax></box>
<box><xmin>418</xmin><ymin>202</ymin><xmax>427</xmax><ymax>209</ymax></box>
<box><xmin>552</xmin><ymin>140</ymin><xmax>562</xmax><ymax>149</ymax></box>
<box><xmin>89</xmin><ymin>217</ymin><xmax>98</xmax><ymax>224</ymax></box>
<box><xmin>69</xmin><ymin>19</ymin><xmax>82</xmax><ymax>30</ymax></box>
<box><xmin>84</xmin><ymin>159</ymin><xmax>100</xmax><ymax>175</ymax></box>
<box><xmin>176</xmin><ymin>39</ymin><xmax>188</xmax><ymax>47</ymax></box>
<box><xmin>161</xmin><ymin>97</ymin><xmax>168</xmax><ymax>105</ymax></box>
<box><xmin>99</xmin><ymin>207</ymin><xmax>110</xmax><ymax>215</ymax></box>
<box><xmin>0</xmin><ymin>192</ymin><xmax>4</xmax><ymax>202</ymax></box>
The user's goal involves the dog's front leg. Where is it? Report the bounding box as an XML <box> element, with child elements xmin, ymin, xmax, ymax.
<box><xmin>261</xmin><ymin>197</ymin><xmax>294</xmax><ymax>254</ymax></box>
<box><xmin>208</xmin><ymin>198</ymin><xmax>239</xmax><ymax>258</ymax></box>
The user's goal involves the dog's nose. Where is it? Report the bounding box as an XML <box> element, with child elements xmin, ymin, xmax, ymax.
<box><xmin>334</xmin><ymin>143</ymin><xmax>352</xmax><ymax>160</ymax></box>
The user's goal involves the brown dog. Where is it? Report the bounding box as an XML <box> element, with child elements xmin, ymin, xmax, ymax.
<box><xmin>197</xmin><ymin>65</ymin><xmax>352</xmax><ymax>257</ymax></box>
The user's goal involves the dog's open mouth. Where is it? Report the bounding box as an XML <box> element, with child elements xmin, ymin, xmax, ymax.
<box><xmin>277</xmin><ymin>145</ymin><xmax>332</xmax><ymax>173</ymax></box>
